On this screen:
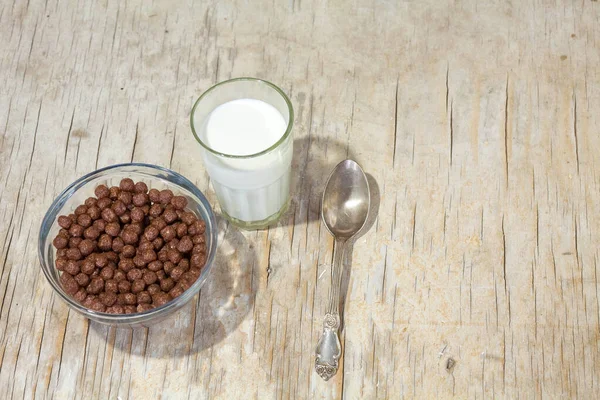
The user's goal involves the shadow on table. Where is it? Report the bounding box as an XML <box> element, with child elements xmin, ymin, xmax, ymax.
<box><xmin>281</xmin><ymin>137</ymin><xmax>355</xmax><ymax>228</ymax></box>
<box><xmin>276</xmin><ymin>136</ymin><xmax>381</xmax><ymax>327</ymax></box>
<box><xmin>339</xmin><ymin>173</ymin><xmax>380</xmax><ymax>328</ymax></box>
<box><xmin>90</xmin><ymin>216</ymin><xmax>258</xmax><ymax>357</ymax></box>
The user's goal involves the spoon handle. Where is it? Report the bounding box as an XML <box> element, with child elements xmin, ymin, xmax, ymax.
<box><xmin>315</xmin><ymin>239</ymin><xmax>345</xmax><ymax>381</ymax></box>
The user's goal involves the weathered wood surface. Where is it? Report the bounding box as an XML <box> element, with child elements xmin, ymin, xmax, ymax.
<box><xmin>1</xmin><ymin>0</ymin><xmax>600</xmax><ymax>398</ymax></box>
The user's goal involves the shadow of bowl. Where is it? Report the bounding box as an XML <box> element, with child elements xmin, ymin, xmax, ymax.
<box><xmin>91</xmin><ymin>216</ymin><xmax>258</xmax><ymax>357</ymax></box>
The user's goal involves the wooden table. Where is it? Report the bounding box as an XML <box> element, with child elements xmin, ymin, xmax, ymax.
<box><xmin>1</xmin><ymin>0</ymin><xmax>599</xmax><ymax>398</ymax></box>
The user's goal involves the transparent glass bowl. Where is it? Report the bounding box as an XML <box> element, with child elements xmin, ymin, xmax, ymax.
<box><xmin>38</xmin><ymin>163</ymin><xmax>217</xmax><ymax>327</ymax></box>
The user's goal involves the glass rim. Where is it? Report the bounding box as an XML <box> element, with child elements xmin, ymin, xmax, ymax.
<box><xmin>189</xmin><ymin>77</ymin><xmax>294</xmax><ymax>159</ymax></box>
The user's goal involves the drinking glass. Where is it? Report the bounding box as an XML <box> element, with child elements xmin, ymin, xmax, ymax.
<box><xmin>190</xmin><ymin>78</ymin><xmax>294</xmax><ymax>230</ymax></box>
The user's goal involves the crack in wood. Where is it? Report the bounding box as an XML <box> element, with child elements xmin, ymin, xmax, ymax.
<box><xmin>573</xmin><ymin>89</ymin><xmax>580</xmax><ymax>175</ymax></box>
<box><xmin>504</xmin><ymin>73</ymin><xmax>510</xmax><ymax>188</ymax></box>
<box><xmin>393</xmin><ymin>77</ymin><xmax>399</xmax><ymax>167</ymax></box>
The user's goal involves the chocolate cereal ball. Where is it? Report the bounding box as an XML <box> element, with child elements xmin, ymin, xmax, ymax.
<box><xmin>181</xmin><ymin>212</ymin><xmax>196</xmax><ymax>226</ymax></box>
<box><xmin>170</xmin><ymin>196</ymin><xmax>187</xmax><ymax>210</ymax></box>
<box><xmin>127</xmin><ymin>268</ymin><xmax>143</xmax><ymax>282</ymax></box>
<box><xmin>151</xmin><ymin>217</ymin><xmax>167</xmax><ymax>231</ymax></box>
<box><xmin>66</xmin><ymin>248</ymin><xmax>82</xmax><ymax>261</ymax></box>
<box><xmin>119</xmin><ymin>178</ymin><xmax>135</xmax><ymax>192</ymax></box>
<box><xmin>119</xmin><ymin>212</ymin><xmax>131</xmax><ymax>224</ymax></box>
<box><xmin>81</xmin><ymin>259</ymin><xmax>95</xmax><ymax>275</ymax></box>
<box><xmin>121</xmin><ymin>293</ymin><xmax>137</xmax><ymax>305</ymax></box>
<box><xmin>113</xmin><ymin>270</ymin><xmax>126</xmax><ymax>282</ymax></box>
<box><xmin>58</xmin><ymin>215</ymin><xmax>73</xmax><ymax>229</ymax></box>
<box><xmin>121</xmin><ymin>245</ymin><xmax>136</xmax><ymax>258</ymax></box>
<box><xmin>137</xmin><ymin>291</ymin><xmax>152</xmax><ymax>304</ymax></box>
<box><xmin>84</xmin><ymin>197</ymin><xmax>97</xmax><ymax>208</ymax></box>
<box><xmin>106</xmin><ymin>304</ymin><xmax>124</xmax><ymax>314</ymax></box>
<box><xmin>118</xmin><ymin>280</ymin><xmax>131</xmax><ymax>294</ymax></box>
<box><xmin>69</xmin><ymin>224</ymin><xmax>84</xmax><ymax>237</ymax></box>
<box><xmin>147</xmin><ymin>284</ymin><xmax>161</xmax><ymax>295</ymax></box>
<box><xmin>53</xmin><ymin>235</ymin><xmax>68</xmax><ymax>249</ymax></box>
<box><xmin>152</xmin><ymin>237</ymin><xmax>164</xmax><ymax>250</ymax></box>
<box><xmin>87</xmin><ymin>277</ymin><xmax>105</xmax><ymax>294</ymax></box>
<box><xmin>159</xmin><ymin>189</ymin><xmax>173</xmax><ymax>205</ymax></box>
<box><xmin>77</xmin><ymin>214</ymin><xmax>92</xmax><ymax>228</ymax></box>
<box><xmin>97</xmin><ymin>197</ymin><xmax>111</xmax><ymax>210</ymax></box>
<box><xmin>121</xmin><ymin>229</ymin><xmax>138</xmax><ymax>245</ymax></box>
<box><xmin>109</xmin><ymin>186</ymin><xmax>120</xmax><ymax>200</ymax></box>
<box><xmin>148</xmin><ymin>188</ymin><xmax>160</xmax><ymax>203</ymax></box>
<box><xmin>68</xmin><ymin>237</ymin><xmax>82</xmax><ymax>249</ymax></box>
<box><xmin>153</xmin><ymin>293</ymin><xmax>171</xmax><ymax>307</ymax></box>
<box><xmin>79</xmin><ymin>239</ymin><xmax>95</xmax><ymax>256</ymax></box>
<box><xmin>105</xmin><ymin>222</ymin><xmax>120</xmax><ymax>237</ymax></box>
<box><xmin>118</xmin><ymin>258</ymin><xmax>135</xmax><ymax>272</ymax></box>
<box><xmin>95</xmin><ymin>185</ymin><xmax>110</xmax><ymax>198</ymax></box>
<box><xmin>101</xmin><ymin>207</ymin><xmax>118</xmax><ymax>223</ymax></box>
<box><xmin>62</xmin><ymin>276</ymin><xmax>79</xmax><ymax>295</ymax></box>
<box><xmin>131</xmin><ymin>279</ymin><xmax>145</xmax><ymax>293</ymax></box>
<box><xmin>74</xmin><ymin>205</ymin><xmax>88</xmax><ymax>216</ymax></box>
<box><xmin>134</xmin><ymin>181</ymin><xmax>148</xmax><ymax>194</ymax></box>
<box><xmin>132</xmin><ymin>193</ymin><xmax>149</xmax><ymax>207</ymax></box>
<box><xmin>169</xmin><ymin>286</ymin><xmax>184</xmax><ymax>299</ymax></box>
<box><xmin>87</xmin><ymin>206</ymin><xmax>101</xmax><ymax>220</ymax></box>
<box><xmin>143</xmin><ymin>270</ymin><xmax>158</xmax><ymax>285</ymax></box>
<box><xmin>99</xmin><ymin>292</ymin><xmax>117</xmax><ymax>307</ymax></box>
<box><xmin>143</xmin><ymin>226</ymin><xmax>159</xmax><ymax>241</ymax></box>
<box><xmin>105</xmin><ymin>279</ymin><xmax>118</xmax><ymax>293</ymax></box>
<box><xmin>176</xmin><ymin>223</ymin><xmax>188</xmax><ymax>239</ymax></box>
<box><xmin>138</xmin><ymin>241</ymin><xmax>154</xmax><ymax>253</ymax></box>
<box><xmin>111</xmin><ymin>200</ymin><xmax>127</xmax><ymax>216</ymax></box>
<box><xmin>163</xmin><ymin>208</ymin><xmax>178</xmax><ymax>224</ymax></box>
<box><xmin>170</xmin><ymin>266</ymin><xmax>185</xmax><ymax>281</ymax></box>
<box><xmin>100</xmin><ymin>266</ymin><xmax>114</xmax><ymax>280</ymax></box>
<box><xmin>147</xmin><ymin>260</ymin><xmax>163</xmax><ymax>272</ymax></box>
<box><xmin>118</xmin><ymin>190</ymin><xmax>133</xmax><ymax>206</ymax></box>
<box><xmin>95</xmin><ymin>253</ymin><xmax>108</xmax><ymax>268</ymax></box>
<box><xmin>160</xmin><ymin>226</ymin><xmax>176</xmax><ymax>241</ymax></box>
<box><xmin>137</xmin><ymin>303</ymin><xmax>153</xmax><ymax>312</ymax></box>
<box><xmin>55</xmin><ymin>258</ymin><xmax>68</xmax><ymax>271</ymax></box>
<box><xmin>98</xmin><ymin>234</ymin><xmax>112</xmax><ymax>251</ymax></box>
<box><xmin>74</xmin><ymin>289</ymin><xmax>87</xmax><ymax>302</ymax></box>
<box><xmin>64</xmin><ymin>260</ymin><xmax>80</xmax><ymax>275</ymax></box>
<box><xmin>160</xmin><ymin>278</ymin><xmax>175</xmax><ymax>292</ymax></box>
<box><xmin>177</xmin><ymin>236</ymin><xmax>193</xmax><ymax>253</ymax></box>
<box><xmin>92</xmin><ymin>219</ymin><xmax>106</xmax><ymax>232</ymax></box>
<box><xmin>112</xmin><ymin>237</ymin><xmax>125</xmax><ymax>253</ymax></box>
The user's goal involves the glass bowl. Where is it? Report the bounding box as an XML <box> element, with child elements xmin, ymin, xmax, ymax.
<box><xmin>38</xmin><ymin>163</ymin><xmax>217</xmax><ymax>327</ymax></box>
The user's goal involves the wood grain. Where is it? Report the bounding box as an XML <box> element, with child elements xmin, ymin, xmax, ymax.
<box><xmin>1</xmin><ymin>0</ymin><xmax>600</xmax><ymax>398</ymax></box>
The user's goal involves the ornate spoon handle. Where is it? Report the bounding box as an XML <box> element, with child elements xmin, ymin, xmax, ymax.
<box><xmin>315</xmin><ymin>239</ymin><xmax>345</xmax><ymax>381</ymax></box>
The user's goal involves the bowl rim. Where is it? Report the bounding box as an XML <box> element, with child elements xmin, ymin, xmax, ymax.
<box><xmin>38</xmin><ymin>162</ymin><xmax>218</xmax><ymax>324</ymax></box>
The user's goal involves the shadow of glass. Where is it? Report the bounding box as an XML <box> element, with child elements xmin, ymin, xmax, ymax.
<box><xmin>90</xmin><ymin>216</ymin><xmax>258</xmax><ymax>357</ymax></box>
<box><xmin>277</xmin><ymin>137</ymin><xmax>354</xmax><ymax>228</ymax></box>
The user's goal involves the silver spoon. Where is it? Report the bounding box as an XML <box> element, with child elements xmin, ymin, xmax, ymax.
<box><xmin>315</xmin><ymin>159</ymin><xmax>370</xmax><ymax>381</ymax></box>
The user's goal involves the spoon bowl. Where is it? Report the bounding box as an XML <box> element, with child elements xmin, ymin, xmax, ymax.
<box><xmin>322</xmin><ymin>160</ymin><xmax>370</xmax><ymax>239</ymax></box>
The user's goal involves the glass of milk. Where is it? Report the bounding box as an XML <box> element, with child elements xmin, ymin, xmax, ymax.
<box><xmin>190</xmin><ymin>78</ymin><xmax>294</xmax><ymax>230</ymax></box>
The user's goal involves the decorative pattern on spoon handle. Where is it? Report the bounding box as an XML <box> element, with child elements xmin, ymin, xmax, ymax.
<box><xmin>315</xmin><ymin>239</ymin><xmax>345</xmax><ymax>381</ymax></box>
<box><xmin>315</xmin><ymin>313</ymin><xmax>341</xmax><ymax>381</ymax></box>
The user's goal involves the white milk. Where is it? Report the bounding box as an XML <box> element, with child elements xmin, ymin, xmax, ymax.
<box><xmin>198</xmin><ymin>99</ymin><xmax>292</xmax><ymax>223</ymax></box>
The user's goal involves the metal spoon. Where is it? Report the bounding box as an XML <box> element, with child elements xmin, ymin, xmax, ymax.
<box><xmin>315</xmin><ymin>159</ymin><xmax>370</xmax><ymax>381</ymax></box>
